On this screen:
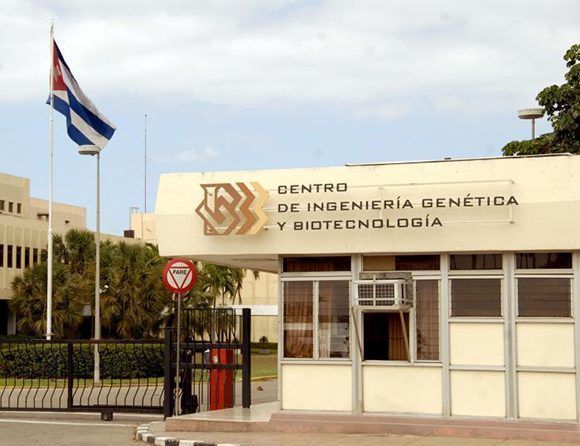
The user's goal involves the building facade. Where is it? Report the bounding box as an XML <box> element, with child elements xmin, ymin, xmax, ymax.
<box><xmin>0</xmin><ymin>172</ymin><xmax>87</xmax><ymax>335</ymax></box>
<box><xmin>155</xmin><ymin>154</ymin><xmax>580</xmax><ymax>422</ymax></box>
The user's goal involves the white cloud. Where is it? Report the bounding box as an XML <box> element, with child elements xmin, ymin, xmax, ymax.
<box><xmin>156</xmin><ymin>147</ymin><xmax>219</xmax><ymax>164</ymax></box>
<box><xmin>1</xmin><ymin>0</ymin><xmax>578</xmax><ymax>119</ymax></box>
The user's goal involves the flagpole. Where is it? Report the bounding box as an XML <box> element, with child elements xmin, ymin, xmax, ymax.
<box><xmin>46</xmin><ymin>21</ymin><xmax>54</xmax><ymax>340</ymax></box>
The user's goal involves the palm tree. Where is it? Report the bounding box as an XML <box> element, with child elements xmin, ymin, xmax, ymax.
<box><xmin>99</xmin><ymin>242</ymin><xmax>170</xmax><ymax>339</ymax></box>
<box><xmin>52</xmin><ymin>229</ymin><xmax>95</xmax><ymax>274</ymax></box>
<box><xmin>10</xmin><ymin>262</ymin><xmax>86</xmax><ymax>338</ymax></box>
<box><xmin>201</xmin><ymin>263</ymin><xmax>259</xmax><ymax>305</ymax></box>
<box><xmin>202</xmin><ymin>264</ymin><xmax>238</xmax><ymax>307</ymax></box>
<box><xmin>233</xmin><ymin>269</ymin><xmax>259</xmax><ymax>305</ymax></box>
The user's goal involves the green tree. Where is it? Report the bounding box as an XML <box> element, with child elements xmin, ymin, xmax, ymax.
<box><xmin>201</xmin><ymin>264</ymin><xmax>258</xmax><ymax>306</ymax></box>
<box><xmin>502</xmin><ymin>43</ymin><xmax>580</xmax><ymax>155</ymax></box>
<box><xmin>99</xmin><ymin>242</ymin><xmax>172</xmax><ymax>339</ymax></box>
<box><xmin>202</xmin><ymin>264</ymin><xmax>238</xmax><ymax>306</ymax></box>
<box><xmin>53</xmin><ymin>229</ymin><xmax>95</xmax><ymax>275</ymax></box>
<box><xmin>10</xmin><ymin>262</ymin><xmax>86</xmax><ymax>338</ymax></box>
<box><xmin>10</xmin><ymin>229</ymin><xmax>257</xmax><ymax>339</ymax></box>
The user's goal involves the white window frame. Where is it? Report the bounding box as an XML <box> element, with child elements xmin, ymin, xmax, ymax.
<box><xmin>281</xmin><ymin>275</ymin><xmax>351</xmax><ymax>362</ymax></box>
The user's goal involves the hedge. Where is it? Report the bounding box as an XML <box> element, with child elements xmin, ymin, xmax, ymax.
<box><xmin>0</xmin><ymin>344</ymin><xmax>164</xmax><ymax>379</ymax></box>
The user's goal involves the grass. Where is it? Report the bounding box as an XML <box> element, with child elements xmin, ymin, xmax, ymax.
<box><xmin>250</xmin><ymin>353</ymin><xmax>277</xmax><ymax>380</ymax></box>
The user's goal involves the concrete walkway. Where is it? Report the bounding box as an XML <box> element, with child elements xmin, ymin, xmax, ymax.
<box><xmin>148</xmin><ymin>422</ymin><xmax>580</xmax><ymax>446</ymax></box>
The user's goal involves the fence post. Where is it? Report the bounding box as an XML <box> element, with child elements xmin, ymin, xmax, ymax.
<box><xmin>241</xmin><ymin>308</ymin><xmax>251</xmax><ymax>408</ymax></box>
<box><xmin>67</xmin><ymin>342</ymin><xmax>74</xmax><ymax>411</ymax></box>
<box><xmin>163</xmin><ymin>328</ymin><xmax>174</xmax><ymax>419</ymax></box>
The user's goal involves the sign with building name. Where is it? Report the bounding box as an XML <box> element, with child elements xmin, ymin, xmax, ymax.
<box><xmin>196</xmin><ymin>182</ymin><xmax>519</xmax><ymax>236</ymax></box>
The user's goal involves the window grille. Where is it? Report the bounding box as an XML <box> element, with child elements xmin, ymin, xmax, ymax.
<box><xmin>354</xmin><ymin>279</ymin><xmax>413</xmax><ymax>309</ymax></box>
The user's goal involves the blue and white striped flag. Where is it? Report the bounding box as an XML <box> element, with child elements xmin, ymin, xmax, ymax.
<box><xmin>50</xmin><ymin>40</ymin><xmax>116</xmax><ymax>148</ymax></box>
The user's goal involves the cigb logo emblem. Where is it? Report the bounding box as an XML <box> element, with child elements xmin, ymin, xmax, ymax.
<box><xmin>195</xmin><ymin>182</ymin><xmax>269</xmax><ymax>235</ymax></box>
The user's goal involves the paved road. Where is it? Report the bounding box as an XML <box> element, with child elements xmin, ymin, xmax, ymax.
<box><xmin>0</xmin><ymin>411</ymin><xmax>161</xmax><ymax>446</ymax></box>
<box><xmin>1</xmin><ymin>411</ymin><xmax>579</xmax><ymax>446</ymax></box>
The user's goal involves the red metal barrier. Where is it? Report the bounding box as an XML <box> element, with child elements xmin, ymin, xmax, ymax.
<box><xmin>209</xmin><ymin>348</ymin><xmax>234</xmax><ymax>410</ymax></box>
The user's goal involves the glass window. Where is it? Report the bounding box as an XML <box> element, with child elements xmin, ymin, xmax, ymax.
<box><xmin>7</xmin><ymin>245</ymin><xmax>13</xmax><ymax>268</ymax></box>
<box><xmin>0</xmin><ymin>244</ymin><xmax>4</xmax><ymax>267</ymax></box>
<box><xmin>363</xmin><ymin>312</ymin><xmax>409</xmax><ymax>361</ymax></box>
<box><xmin>450</xmin><ymin>254</ymin><xmax>502</xmax><ymax>270</ymax></box>
<box><xmin>283</xmin><ymin>256</ymin><xmax>351</xmax><ymax>272</ymax></box>
<box><xmin>0</xmin><ymin>200</ymin><xmax>4</xmax><ymax>211</ymax></box>
<box><xmin>451</xmin><ymin>279</ymin><xmax>502</xmax><ymax>317</ymax></box>
<box><xmin>395</xmin><ymin>255</ymin><xmax>440</xmax><ymax>271</ymax></box>
<box><xmin>33</xmin><ymin>248</ymin><xmax>39</xmax><ymax>265</ymax></box>
<box><xmin>416</xmin><ymin>280</ymin><xmax>439</xmax><ymax>360</ymax></box>
<box><xmin>518</xmin><ymin>278</ymin><xmax>571</xmax><ymax>317</ymax></box>
<box><xmin>24</xmin><ymin>247</ymin><xmax>30</xmax><ymax>268</ymax></box>
<box><xmin>516</xmin><ymin>253</ymin><xmax>572</xmax><ymax>269</ymax></box>
<box><xmin>8</xmin><ymin>202</ymin><xmax>13</xmax><ymax>213</ymax></box>
<box><xmin>283</xmin><ymin>281</ymin><xmax>313</xmax><ymax>358</ymax></box>
<box><xmin>16</xmin><ymin>203</ymin><xmax>22</xmax><ymax>214</ymax></box>
<box><xmin>16</xmin><ymin>246</ymin><xmax>22</xmax><ymax>269</ymax></box>
<box><xmin>318</xmin><ymin>281</ymin><xmax>349</xmax><ymax>358</ymax></box>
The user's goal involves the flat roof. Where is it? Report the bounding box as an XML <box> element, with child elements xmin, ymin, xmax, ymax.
<box><xmin>345</xmin><ymin>153</ymin><xmax>574</xmax><ymax>167</ymax></box>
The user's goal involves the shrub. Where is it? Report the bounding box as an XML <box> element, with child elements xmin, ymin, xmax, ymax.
<box><xmin>0</xmin><ymin>343</ymin><xmax>164</xmax><ymax>379</ymax></box>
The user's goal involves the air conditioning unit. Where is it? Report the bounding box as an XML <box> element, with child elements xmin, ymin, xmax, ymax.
<box><xmin>354</xmin><ymin>274</ymin><xmax>413</xmax><ymax>309</ymax></box>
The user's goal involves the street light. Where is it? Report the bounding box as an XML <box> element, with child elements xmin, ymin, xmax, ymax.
<box><xmin>78</xmin><ymin>144</ymin><xmax>102</xmax><ymax>383</ymax></box>
<box><xmin>518</xmin><ymin>108</ymin><xmax>544</xmax><ymax>140</ymax></box>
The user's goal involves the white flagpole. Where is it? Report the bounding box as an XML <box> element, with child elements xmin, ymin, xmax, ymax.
<box><xmin>46</xmin><ymin>22</ymin><xmax>54</xmax><ymax>340</ymax></box>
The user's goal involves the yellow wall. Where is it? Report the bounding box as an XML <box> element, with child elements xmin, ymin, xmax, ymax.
<box><xmin>281</xmin><ymin>363</ymin><xmax>351</xmax><ymax>411</ymax></box>
<box><xmin>517</xmin><ymin>323</ymin><xmax>574</xmax><ymax>368</ymax></box>
<box><xmin>363</xmin><ymin>365</ymin><xmax>442</xmax><ymax>414</ymax></box>
<box><xmin>518</xmin><ymin>372</ymin><xmax>576</xmax><ymax>420</ymax></box>
<box><xmin>451</xmin><ymin>370</ymin><xmax>505</xmax><ymax>417</ymax></box>
<box><xmin>450</xmin><ymin>322</ymin><xmax>504</xmax><ymax>366</ymax></box>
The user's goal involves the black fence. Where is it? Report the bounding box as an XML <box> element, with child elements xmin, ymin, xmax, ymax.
<box><xmin>165</xmin><ymin>307</ymin><xmax>251</xmax><ymax>417</ymax></box>
<box><xmin>0</xmin><ymin>308</ymin><xmax>251</xmax><ymax>420</ymax></box>
<box><xmin>0</xmin><ymin>339</ymin><xmax>164</xmax><ymax>417</ymax></box>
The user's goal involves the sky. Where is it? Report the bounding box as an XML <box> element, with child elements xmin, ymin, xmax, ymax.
<box><xmin>0</xmin><ymin>0</ymin><xmax>578</xmax><ymax>235</ymax></box>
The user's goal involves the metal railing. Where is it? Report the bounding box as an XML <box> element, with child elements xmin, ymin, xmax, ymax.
<box><xmin>165</xmin><ymin>307</ymin><xmax>251</xmax><ymax>417</ymax></box>
<box><xmin>0</xmin><ymin>308</ymin><xmax>252</xmax><ymax>419</ymax></box>
<box><xmin>0</xmin><ymin>338</ymin><xmax>164</xmax><ymax>417</ymax></box>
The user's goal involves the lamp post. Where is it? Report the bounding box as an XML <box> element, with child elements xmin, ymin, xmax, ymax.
<box><xmin>78</xmin><ymin>144</ymin><xmax>102</xmax><ymax>383</ymax></box>
<box><xmin>518</xmin><ymin>108</ymin><xmax>544</xmax><ymax>140</ymax></box>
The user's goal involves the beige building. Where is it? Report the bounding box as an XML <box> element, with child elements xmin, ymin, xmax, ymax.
<box><xmin>0</xmin><ymin>172</ymin><xmax>87</xmax><ymax>335</ymax></box>
<box><xmin>155</xmin><ymin>153</ymin><xmax>580</xmax><ymax>423</ymax></box>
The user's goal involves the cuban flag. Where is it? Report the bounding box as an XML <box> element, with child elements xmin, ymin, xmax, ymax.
<box><xmin>50</xmin><ymin>40</ymin><xmax>116</xmax><ymax>148</ymax></box>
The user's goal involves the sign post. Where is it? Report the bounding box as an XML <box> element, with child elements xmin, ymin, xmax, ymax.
<box><xmin>162</xmin><ymin>258</ymin><xmax>198</xmax><ymax>416</ymax></box>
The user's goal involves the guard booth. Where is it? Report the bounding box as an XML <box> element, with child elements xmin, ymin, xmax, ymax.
<box><xmin>156</xmin><ymin>153</ymin><xmax>580</xmax><ymax>423</ymax></box>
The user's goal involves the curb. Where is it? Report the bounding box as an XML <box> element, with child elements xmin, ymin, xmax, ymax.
<box><xmin>136</xmin><ymin>423</ymin><xmax>242</xmax><ymax>446</ymax></box>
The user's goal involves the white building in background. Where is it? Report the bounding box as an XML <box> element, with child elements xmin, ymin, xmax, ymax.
<box><xmin>0</xmin><ymin>172</ymin><xmax>86</xmax><ymax>335</ymax></box>
<box><xmin>155</xmin><ymin>154</ymin><xmax>580</xmax><ymax>423</ymax></box>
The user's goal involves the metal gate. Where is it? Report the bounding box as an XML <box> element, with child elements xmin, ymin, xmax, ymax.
<box><xmin>164</xmin><ymin>307</ymin><xmax>251</xmax><ymax>418</ymax></box>
<box><xmin>0</xmin><ymin>308</ymin><xmax>251</xmax><ymax>419</ymax></box>
<box><xmin>0</xmin><ymin>338</ymin><xmax>165</xmax><ymax>418</ymax></box>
